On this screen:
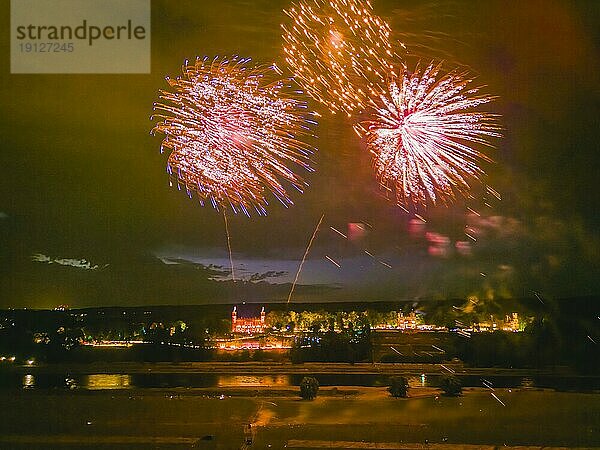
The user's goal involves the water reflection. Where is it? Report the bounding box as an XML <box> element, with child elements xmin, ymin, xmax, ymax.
<box><xmin>22</xmin><ymin>374</ymin><xmax>35</xmax><ymax>389</ymax></box>
<box><xmin>217</xmin><ymin>375</ymin><xmax>289</xmax><ymax>387</ymax></box>
<box><xmin>85</xmin><ymin>374</ymin><xmax>131</xmax><ymax>390</ymax></box>
<box><xmin>2</xmin><ymin>372</ymin><xmax>598</xmax><ymax>391</ymax></box>
<box><xmin>407</xmin><ymin>374</ymin><xmax>428</xmax><ymax>388</ymax></box>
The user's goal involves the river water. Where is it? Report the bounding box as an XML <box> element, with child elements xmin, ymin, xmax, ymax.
<box><xmin>3</xmin><ymin>372</ymin><xmax>599</xmax><ymax>392</ymax></box>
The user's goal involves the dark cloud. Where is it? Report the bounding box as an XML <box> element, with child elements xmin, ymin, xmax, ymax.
<box><xmin>248</xmin><ymin>271</ymin><xmax>288</xmax><ymax>282</ymax></box>
<box><xmin>31</xmin><ymin>253</ymin><xmax>108</xmax><ymax>271</ymax></box>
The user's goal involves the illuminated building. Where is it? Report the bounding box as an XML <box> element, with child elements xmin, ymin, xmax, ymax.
<box><xmin>231</xmin><ymin>306</ymin><xmax>266</xmax><ymax>334</ymax></box>
<box><xmin>502</xmin><ymin>313</ymin><xmax>520</xmax><ymax>332</ymax></box>
<box><xmin>473</xmin><ymin>316</ymin><xmax>497</xmax><ymax>332</ymax></box>
<box><xmin>397</xmin><ymin>311</ymin><xmax>417</xmax><ymax>330</ymax></box>
<box><xmin>474</xmin><ymin>313</ymin><xmax>521</xmax><ymax>332</ymax></box>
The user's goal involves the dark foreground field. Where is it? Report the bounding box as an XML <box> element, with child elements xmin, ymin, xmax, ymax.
<box><xmin>0</xmin><ymin>387</ymin><xmax>598</xmax><ymax>449</ymax></box>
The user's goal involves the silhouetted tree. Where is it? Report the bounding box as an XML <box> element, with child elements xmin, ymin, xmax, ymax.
<box><xmin>440</xmin><ymin>374</ymin><xmax>462</xmax><ymax>396</ymax></box>
<box><xmin>299</xmin><ymin>376</ymin><xmax>319</xmax><ymax>400</ymax></box>
<box><xmin>388</xmin><ymin>376</ymin><xmax>409</xmax><ymax>398</ymax></box>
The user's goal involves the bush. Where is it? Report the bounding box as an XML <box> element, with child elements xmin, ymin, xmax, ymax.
<box><xmin>299</xmin><ymin>376</ymin><xmax>319</xmax><ymax>400</ymax></box>
<box><xmin>439</xmin><ymin>374</ymin><xmax>462</xmax><ymax>396</ymax></box>
<box><xmin>388</xmin><ymin>376</ymin><xmax>409</xmax><ymax>398</ymax></box>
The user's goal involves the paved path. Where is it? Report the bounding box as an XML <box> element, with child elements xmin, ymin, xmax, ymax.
<box><xmin>287</xmin><ymin>440</ymin><xmax>596</xmax><ymax>449</ymax></box>
<box><xmin>0</xmin><ymin>435</ymin><xmax>199</xmax><ymax>446</ymax></box>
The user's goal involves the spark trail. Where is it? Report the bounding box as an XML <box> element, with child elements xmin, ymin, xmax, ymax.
<box><xmin>223</xmin><ymin>210</ymin><xmax>235</xmax><ymax>282</ymax></box>
<box><xmin>287</xmin><ymin>213</ymin><xmax>325</xmax><ymax>304</ymax></box>
<box><xmin>282</xmin><ymin>0</ymin><xmax>400</xmax><ymax>116</ymax></box>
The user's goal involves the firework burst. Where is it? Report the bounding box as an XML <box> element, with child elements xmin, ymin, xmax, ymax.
<box><xmin>282</xmin><ymin>0</ymin><xmax>400</xmax><ymax>116</ymax></box>
<box><xmin>151</xmin><ymin>56</ymin><xmax>317</xmax><ymax>216</ymax></box>
<box><xmin>355</xmin><ymin>62</ymin><xmax>502</xmax><ymax>211</ymax></box>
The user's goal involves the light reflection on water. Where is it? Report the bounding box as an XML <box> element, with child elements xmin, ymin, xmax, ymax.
<box><xmin>22</xmin><ymin>374</ymin><xmax>35</xmax><ymax>389</ymax></box>
<box><xmin>217</xmin><ymin>375</ymin><xmax>289</xmax><ymax>387</ymax></box>
<box><xmin>3</xmin><ymin>372</ymin><xmax>597</xmax><ymax>391</ymax></box>
<box><xmin>85</xmin><ymin>374</ymin><xmax>131</xmax><ymax>390</ymax></box>
<box><xmin>407</xmin><ymin>374</ymin><xmax>427</xmax><ymax>387</ymax></box>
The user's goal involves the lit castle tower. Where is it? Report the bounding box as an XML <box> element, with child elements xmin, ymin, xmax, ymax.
<box><xmin>231</xmin><ymin>305</ymin><xmax>266</xmax><ymax>334</ymax></box>
<box><xmin>231</xmin><ymin>306</ymin><xmax>238</xmax><ymax>332</ymax></box>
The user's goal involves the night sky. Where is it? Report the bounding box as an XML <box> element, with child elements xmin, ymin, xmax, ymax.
<box><xmin>1</xmin><ymin>0</ymin><xmax>599</xmax><ymax>308</ymax></box>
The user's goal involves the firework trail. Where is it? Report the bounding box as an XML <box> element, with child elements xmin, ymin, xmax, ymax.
<box><xmin>329</xmin><ymin>226</ymin><xmax>347</xmax><ymax>239</ymax></box>
<box><xmin>151</xmin><ymin>56</ymin><xmax>317</xmax><ymax>216</ymax></box>
<box><xmin>325</xmin><ymin>255</ymin><xmax>341</xmax><ymax>267</ymax></box>
<box><xmin>223</xmin><ymin>210</ymin><xmax>235</xmax><ymax>282</ymax></box>
<box><xmin>287</xmin><ymin>213</ymin><xmax>325</xmax><ymax>304</ymax></box>
<box><xmin>282</xmin><ymin>0</ymin><xmax>400</xmax><ymax>116</ymax></box>
<box><xmin>355</xmin><ymin>62</ymin><xmax>502</xmax><ymax>212</ymax></box>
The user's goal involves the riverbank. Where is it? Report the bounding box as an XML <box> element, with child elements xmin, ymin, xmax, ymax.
<box><xmin>0</xmin><ymin>360</ymin><xmax>579</xmax><ymax>376</ymax></box>
<box><xmin>0</xmin><ymin>387</ymin><xmax>598</xmax><ymax>449</ymax></box>
<box><xmin>3</xmin><ymin>361</ymin><xmax>598</xmax><ymax>393</ymax></box>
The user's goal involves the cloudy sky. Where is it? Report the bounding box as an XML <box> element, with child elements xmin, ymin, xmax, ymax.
<box><xmin>1</xmin><ymin>0</ymin><xmax>599</xmax><ymax>308</ymax></box>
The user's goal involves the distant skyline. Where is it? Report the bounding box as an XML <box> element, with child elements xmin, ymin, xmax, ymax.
<box><xmin>1</xmin><ymin>0</ymin><xmax>599</xmax><ymax>308</ymax></box>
